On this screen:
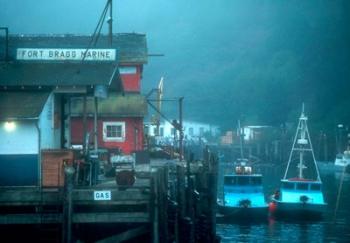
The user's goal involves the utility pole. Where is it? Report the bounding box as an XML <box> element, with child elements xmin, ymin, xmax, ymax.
<box><xmin>179</xmin><ymin>97</ymin><xmax>184</xmax><ymax>161</ymax></box>
<box><xmin>108</xmin><ymin>0</ymin><xmax>113</xmax><ymax>45</ymax></box>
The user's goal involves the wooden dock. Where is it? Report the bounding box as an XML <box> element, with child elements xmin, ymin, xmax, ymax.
<box><xmin>0</xmin><ymin>149</ymin><xmax>220</xmax><ymax>243</ymax></box>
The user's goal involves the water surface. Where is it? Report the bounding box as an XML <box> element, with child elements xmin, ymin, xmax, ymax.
<box><xmin>217</xmin><ymin>162</ymin><xmax>350</xmax><ymax>242</ymax></box>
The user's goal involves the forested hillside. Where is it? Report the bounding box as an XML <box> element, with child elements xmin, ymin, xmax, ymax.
<box><xmin>141</xmin><ymin>0</ymin><xmax>350</xmax><ymax>132</ymax></box>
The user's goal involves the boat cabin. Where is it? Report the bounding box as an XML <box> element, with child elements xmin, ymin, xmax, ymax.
<box><xmin>223</xmin><ymin>175</ymin><xmax>265</xmax><ymax>207</ymax></box>
<box><xmin>278</xmin><ymin>179</ymin><xmax>325</xmax><ymax>204</ymax></box>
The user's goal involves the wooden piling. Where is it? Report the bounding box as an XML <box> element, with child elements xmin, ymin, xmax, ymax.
<box><xmin>207</xmin><ymin>172</ymin><xmax>217</xmax><ymax>243</ymax></box>
<box><xmin>176</xmin><ymin>165</ymin><xmax>186</xmax><ymax>219</ymax></box>
<box><xmin>157</xmin><ymin>167</ymin><xmax>168</xmax><ymax>243</ymax></box>
<box><xmin>208</xmin><ymin>152</ymin><xmax>219</xmax><ymax>242</ymax></box>
<box><xmin>150</xmin><ymin>170</ymin><xmax>158</xmax><ymax>243</ymax></box>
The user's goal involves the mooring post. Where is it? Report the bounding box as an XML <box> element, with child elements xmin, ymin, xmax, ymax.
<box><xmin>62</xmin><ymin>164</ymin><xmax>75</xmax><ymax>243</ymax></box>
<box><xmin>176</xmin><ymin>165</ymin><xmax>186</xmax><ymax>242</ymax></box>
<box><xmin>207</xmin><ymin>172</ymin><xmax>217</xmax><ymax>243</ymax></box>
<box><xmin>158</xmin><ymin>167</ymin><xmax>169</xmax><ymax>243</ymax></box>
<box><xmin>176</xmin><ymin>165</ymin><xmax>186</xmax><ymax>218</ymax></box>
<box><xmin>150</xmin><ymin>170</ymin><xmax>159</xmax><ymax>243</ymax></box>
<box><xmin>186</xmin><ymin>154</ymin><xmax>194</xmax><ymax>219</ymax></box>
<box><xmin>208</xmin><ymin>154</ymin><xmax>218</xmax><ymax>243</ymax></box>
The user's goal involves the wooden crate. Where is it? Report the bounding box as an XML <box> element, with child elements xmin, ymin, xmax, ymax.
<box><xmin>41</xmin><ymin>149</ymin><xmax>74</xmax><ymax>187</ymax></box>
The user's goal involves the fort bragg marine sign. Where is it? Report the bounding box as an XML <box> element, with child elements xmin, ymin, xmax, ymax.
<box><xmin>16</xmin><ymin>48</ymin><xmax>116</xmax><ymax>62</ymax></box>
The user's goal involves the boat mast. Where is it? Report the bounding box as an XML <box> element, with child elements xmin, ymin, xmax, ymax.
<box><xmin>283</xmin><ymin>104</ymin><xmax>321</xmax><ymax>180</ymax></box>
<box><xmin>298</xmin><ymin>105</ymin><xmax>307</xmax><ymax>179</ymax></box>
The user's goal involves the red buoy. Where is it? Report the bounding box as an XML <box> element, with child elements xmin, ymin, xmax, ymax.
<box><xmin>269</xmin><ymin>202</ymin><xmax>277</xmax><ymax>213</ymax></box>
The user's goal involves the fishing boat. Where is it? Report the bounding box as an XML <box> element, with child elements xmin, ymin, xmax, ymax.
<box><xmin>334</xmin><ymin>151</ymin><xmax>350</xmax><ymax>173</ymax></box>
<box><xmin>217</xmin><ymin>121</ymin><xmax>268</xmax><ymax>219</ymax></box>
<box><xmin>270</xmin><ymin>105</ymin><xmax>327</xmax><ymax>218</ymax></box>
<box><xmin>334</xmin><ymin>124</ymin><xmax>350</xmax><ymax>172</ymax></box>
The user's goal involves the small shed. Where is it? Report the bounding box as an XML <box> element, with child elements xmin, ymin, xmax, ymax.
<box><xmin>0</xmin><ymin>92</ymin><xmax>51</xmax><ymax>186</ymax></box>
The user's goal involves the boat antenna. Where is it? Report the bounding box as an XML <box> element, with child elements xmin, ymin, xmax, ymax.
<box><xmin>302</xmin><ymin>102</ymin><xmax>305</xmax><ymax>116</ymax></box>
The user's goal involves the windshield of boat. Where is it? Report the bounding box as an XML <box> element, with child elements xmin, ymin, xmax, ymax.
<box><xmin>296</xmin><ymin>183</ymin><xmax>308</xmax><ymax>190</ymax></box>
<box><xmin>282</xmin><ymin>182</ymin><xmax>295</xmax><ymax>189</ymax></box>
<box><xmin>310</xmin><ymin>183</ymin><xmax>321</xmax><ymax>191</ymax></box>
<box><xmin>282</xmin><ymin>181</ymin><xmax>321</xmax><ymax>191</ymax></box>
<box><xmin>224</xmin><ymin>176</ymin><xmax>262</xmax><ymax>186</ymax></box>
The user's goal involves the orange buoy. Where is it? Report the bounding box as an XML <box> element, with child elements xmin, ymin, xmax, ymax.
<box><xmin>269</xmin><ymin>202</ymin><xmax>277</xmax><ymax>213</ymax></box>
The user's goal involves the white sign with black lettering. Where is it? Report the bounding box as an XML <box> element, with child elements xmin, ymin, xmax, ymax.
<box><xmin>16</xmin><ymin>48</ymin><xmax>116</xmax><ymax>61</ymax></box>
<box><xmin>94</xmin><ymin>190</ymin><xmax>112</xmax><ymax>200</ymax></box>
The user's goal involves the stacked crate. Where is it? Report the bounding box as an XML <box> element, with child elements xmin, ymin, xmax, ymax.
<box><xmin>41</xmin><ymin>149</ymin><xmax>74</xmax><ymax>187</ymax></box>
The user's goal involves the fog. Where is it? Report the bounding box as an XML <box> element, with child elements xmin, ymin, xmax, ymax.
<box><xmin>1</xmin><ymin>0</ymin><xmax>350</xmax><ymax>131</ymax></box>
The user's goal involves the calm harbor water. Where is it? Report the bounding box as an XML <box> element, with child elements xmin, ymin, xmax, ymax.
<box><xmin>216</xmin><ymin>161</ymin><xmax>350</xmax><ymax>242</ymax></box>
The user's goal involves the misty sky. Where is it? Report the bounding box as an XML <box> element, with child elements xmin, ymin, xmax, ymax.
<box><xmin>1</xmin><ymin>0</ymin><xmax>349</xmax><ymax>130</ymax></box>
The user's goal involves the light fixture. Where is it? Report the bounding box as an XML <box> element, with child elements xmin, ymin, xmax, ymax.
<box><xmin>4</xmin><ymin>121</ymin><xmax>16</xmax><ymax>132</ymax></box>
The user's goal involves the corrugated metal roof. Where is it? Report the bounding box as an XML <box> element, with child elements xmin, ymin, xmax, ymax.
<box><xmin>70</xmin><ymin>93</ymin><xmax>147</xmax><ymax>117</ymax></box>
<box><xmin>0</xmin><ymin>92</ymin><xmax>50</xmax><ymax>119</ymax></box>
<box><xmin>0</xmin><ymin>62</ymin><xmax>119</xmax><ymax>86</ymax></box>
<box><xmin>0</xmin><ymin>33</ymin><xmax>147</xmax><ymax>64</ymax></box>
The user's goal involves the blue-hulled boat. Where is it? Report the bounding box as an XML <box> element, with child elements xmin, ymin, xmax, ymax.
<box><xmin>270</xmin><ymin>105</ymin><xmax>327</xmax><ymax>218</ymax></box>
<box><xmin>217</xmin><ymin>160</ymin><xmax>268</xmax><ymax>219</ymax></box>
<box><xmin>217</xmin><ymin>121</ymin><xmax>268</xmax><ymax>219</ymax></box>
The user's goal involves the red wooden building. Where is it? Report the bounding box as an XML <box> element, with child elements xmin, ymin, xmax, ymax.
<box><xmin>69</xmin><ymin>93</ymin><xmax>147</xmax><ymax>154</ymax></box>
<box><xmin>66</xmin><ymin>34</ymin><xmax>148</xmax><ymax>154</ymax></box>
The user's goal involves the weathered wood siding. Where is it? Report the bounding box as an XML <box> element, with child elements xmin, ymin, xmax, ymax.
<box><xmin>70</xmin><ymin>117</ymin><xmax>144</xmax><ymax>154</ymax></box>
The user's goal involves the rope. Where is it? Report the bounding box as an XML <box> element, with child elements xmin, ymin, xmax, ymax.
<box><xmin>333</xmin><ymin>165</ymin><xmax>346</xmax><ymax>222</ymax></box>
<box><xmin>81</xmin><ymin>1</ymin><xmax>110</xmax><ymax>63</ymax></box>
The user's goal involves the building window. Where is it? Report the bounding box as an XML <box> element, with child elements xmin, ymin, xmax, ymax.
<box><xmin>103</xmin><ymin>122</ymin><xmax>125</xmax><ymax>142</ymax></box>
<box><xmin>160</xmin><ymin>127</ymin><xmax>164</xmax><ymax>136</ymax></box>
<box><xmin>171</xmin><ymin>128</ymin><xmax>175</xmax><ymax>135</ymax></box>
<box><xmin>189</xmin><ymin>127</ymin><xmax>194</xmax><ymax>136</ymax></box>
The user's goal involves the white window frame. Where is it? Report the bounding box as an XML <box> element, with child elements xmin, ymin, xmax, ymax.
<box><xmin>119</xmin><ymin>66</ymin><xmax>137</xmax><ymax>74</ymax></box>
<box><xmin>103</xmin><ymin>121</ymin><xmax>125</xmax><ymax>142</ymax></box>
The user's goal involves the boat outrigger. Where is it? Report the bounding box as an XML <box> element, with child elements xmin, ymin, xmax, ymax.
<box><xmin>270</xmin><ymin>105</ymin><xmax>327</xmax><ymax>218</ymax></box>
<box><xmin>217</xmin><ymin>121</ymin><xmax>268</xmax><ymax>219</ymax></box>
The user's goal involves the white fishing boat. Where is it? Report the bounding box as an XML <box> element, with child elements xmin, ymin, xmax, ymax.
<box><xmin>334</xmin><ymin>151</ymin><xmax>350</xmax><ymax>172</ymax></box>
<box><xmin>316</xmin><ymin>126</ymin><xmax>350</xmax><ymax>174</ymax></box>
<box><xmin>334</xmin><ymin>125</ymin><xmax>350</xmax><ymax>172</ymax></box>
<box><xmin>217</xmin><ymin>121</ymin><xmax>268</xmax><ymax>219</ymax></box>
<box><xmin>270</xmin><ymin>105</ymin><xmax>327</xmax><ymax>218</ymax></box>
